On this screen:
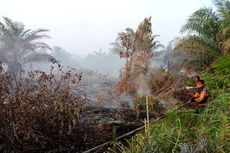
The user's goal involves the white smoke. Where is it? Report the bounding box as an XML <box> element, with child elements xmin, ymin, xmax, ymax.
<box><xmin>137</xmin><ymin>73</ymin><xmax>151</xmax><ymax>96</ymax></box>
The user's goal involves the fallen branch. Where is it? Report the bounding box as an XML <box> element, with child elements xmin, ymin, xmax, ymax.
<box><xmin>81</xmin><ymin>100</ymin><xmax>193</xmax><ymax>153</ymax></box>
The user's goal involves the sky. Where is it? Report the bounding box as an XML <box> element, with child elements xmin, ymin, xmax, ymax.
<box><xmin>0</xmin><ymin>0</ymin><xmax>213</xmax><ymax>55</ymax></box>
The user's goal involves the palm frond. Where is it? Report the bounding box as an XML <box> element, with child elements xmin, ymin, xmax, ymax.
<box><xmin>125</xmin><ymin>27</ymin><xmax>134</xmax><ymax>34</ymax></box>
<box><xmin>174</xmin><ymin>35</ymin><xmax>220</xmax><ymax>56</ymax></box>
<box><xmin>24</xmin><ymin>29</ymin><xmax>51</xmax><ymax>42</ymax></box>
<box><xmin>2</xmin><ymin>17</ymin><xmax>25</xmax><ymax>37</ymax></box>
<box><xmin>110</xmin><ymin>42</ymin><xmax>125</xmax><ymax>55</ymax></box>
<box><xmin>0</xmin><ymin>17</ymin><xmax>53</xmax><ymax>75</ymax></box>
<box><xmin>152</xmin><ymin>34</ymin><xmax>160</xmax><ymax>39</ymax></box>
<box><xmin>174</xmin><ymin>35</ymin><xmax>222</xmax><ymax>68</ymax></box>
<box><xmin>152</xmin><ymin>44</ymin><xmax>165</xmax><ymax>51</ymax></box>
<box><xmin>20</xmin><ymin>52</ymin><xmax>56</xmax><ymax>65</ymax></box>
<box><xmin>20</xmin><ymin>29</ymin><xmax>31</xmax><ymax>37</ymax></box>
<box><xmin>214</xmin><ymin>0</ymin><xmax>230</xmax><ymax>27</ymax></box>
<box><xmin>213</xmin><ymin>0</ymin><xmax>230</xmax><ymax>10</ymax></box>
<box><xmin>219</xmin><ymin>27</ymin><xmax>230</xmax><ymax>54</ymax></box>
<box><xmin>181</xmin><ymin>8</ymin><xmax>220</xmax><ymax>43</ymax></box>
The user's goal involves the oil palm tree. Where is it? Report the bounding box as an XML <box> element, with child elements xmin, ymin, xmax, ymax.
<box><xmin>174</xmin><ymin>0</ymin><xmax>230</xmax><ymax>69</ymax></box>
<box><xmin>110</xmin><ymin>27</ymin><xmax>135</xmax><ymax>59</ymax></box>
<box><xmin>0</xmin><ymin>17</ymin><xmax>55</xmax><ymax>76</ymax></box>
<box><xmin>215</xmin><ymin>0</ymin><xmax>230</xmax><ymax>54</ymax></box>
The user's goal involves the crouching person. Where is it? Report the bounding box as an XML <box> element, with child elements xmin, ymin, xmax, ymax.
<box><xmin>191</xmin><ymin>80</ymin><xmax>209</xmax><ymax>113</ymax></box>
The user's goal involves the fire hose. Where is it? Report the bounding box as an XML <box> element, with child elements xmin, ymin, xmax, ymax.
<box><xmin>81</xmin><ymin>99</ymin><xmax>193</xmax><ymax>153</ymax></box>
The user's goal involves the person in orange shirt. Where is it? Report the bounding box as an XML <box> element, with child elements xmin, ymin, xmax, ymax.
<box><xmin>191</xmin><ymin>80</ymin><xmax>209</xmax><ymax>111</ymax></box>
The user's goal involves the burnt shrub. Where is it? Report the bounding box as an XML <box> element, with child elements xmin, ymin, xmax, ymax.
<box><xmin>0</xmin><ymin>68</ymin><xmax>85</xmax><ymax>152</ymax></box>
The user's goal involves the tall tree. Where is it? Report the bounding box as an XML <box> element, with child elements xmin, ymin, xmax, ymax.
<box><xmin>0</xmin><ymin>17</ymin><xmax>55</xmax><ymax>76</ymax></box>
<box><xmin>174</xmin><ymin>0</ymin><xmax>230</xmax><ymax>69</ymax></box>
<box><xmin>111</xmin><ymin>17</ymin><xmax>163</xmax><ymax>95</ymax></box>
<box><xmin>214</xmin><ymin>0</ymin><xmax>230</xmax><ymax>54</ymax></box>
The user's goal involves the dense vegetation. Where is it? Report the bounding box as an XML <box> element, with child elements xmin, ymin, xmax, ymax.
<box><xmin>109</xmin><ymin>56</ymin><xmax>230</xmax><ymax>153</ymax></box>
<box><xmin>109</xmin><ymin>0</ymin><xmax>230</xmax><ymax>152</ymax></box>
<box><xmin>0</xmin><ymin>0</ymin><xmax>229</xmax><ymax>153</ymax></box>
<box><xmin>174</xmin><ymin>0</ymin><xmax>230</xmax><ymax>70</ymax></box>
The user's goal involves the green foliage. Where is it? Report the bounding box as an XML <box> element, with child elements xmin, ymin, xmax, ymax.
<box><xmin>110</xmin><ymin>92</ymin><xmax>230</xmax><ymax>152</ymax></box>
<box><xmin>202</xmin><ymin>93</ymin><xmax>230</xmax><ymax>152</ymax></box>
<box><xmin>109</xmin><ymin>2</ymin><xmax>229</xmax><ymax>153</ymax></box>
<box><xmin>174</xmin><ymin>35</ymin><xmax>220</xmax><ymax>69</ymax></box>
<box><xmin>181</xmin><ymin>8</ymin><xmax>220</xmax><ymax>43</ymax></box>
<box><xmin>135</xmin><ymin>96</ymin><xmax>164</xmax><ymax>113</ymax></box>
<box><xmin>202</xmin><ymin>55</ymin><xmax>230</xmax><ymax>97</ymax></box>
<box><xmin>108</xmin><ymin>132</ymin><xmax>157</xmax><ymax>153</ymax></box>
<box><xmin>151</xmin><ymin>100</ymin><xmax>164</xmax><ymax>112</ymax></box>
<box><xmin>214</xmin><ymin>0</ymin><xmax>230</xmax><ymax>27</ymax></box>
<box><xmin>212</xmin><ymin>55</ymin><xmax>230</xmax><ymax>74</ymax></box>
<box><xmin>110</xmin><ymin>71</ymin><xmax>230</xmax><ymax>152</ymax></box>
<box><xmin>174</xmin><ymin>1</ymin><xmax>230</xmax><ymax>69</ymax></box>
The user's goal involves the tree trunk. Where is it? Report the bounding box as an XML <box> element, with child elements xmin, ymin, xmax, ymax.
<box><xmin>7</xmin><ymin>61</ymin><xmax>21</xmax><ymax>78</ymax></box>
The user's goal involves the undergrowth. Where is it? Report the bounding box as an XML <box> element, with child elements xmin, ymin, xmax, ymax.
<box><xmin>0</xmin><ymin>68</ymin><xmax>85</xmax><ymax>152</ymax></box>
<box><xmin>109</xmin><ymin>56</ymin><xmax>230</xmax><ymax>153</ymax></box>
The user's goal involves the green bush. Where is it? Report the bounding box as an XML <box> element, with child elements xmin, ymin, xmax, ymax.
<box><xmin>109</xmin><ymin>56</ymin><xmax>230</xmax><ymax>153</ymax></box>
<box><xmin>202</xmin><ymin>55</ymin><xmax>230</xmax><ymax>97</ymax></box>
<box><xmin>109</xmin><ymin>93</ymin><xmax>230</xmax><ymax>153</ymax></box>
